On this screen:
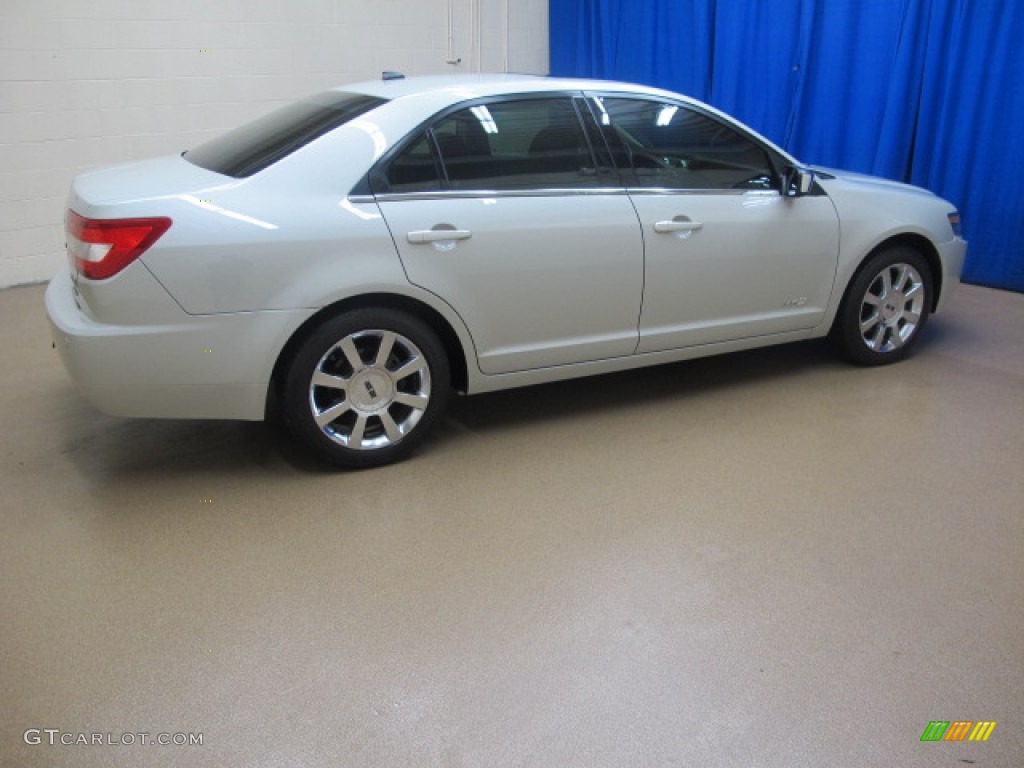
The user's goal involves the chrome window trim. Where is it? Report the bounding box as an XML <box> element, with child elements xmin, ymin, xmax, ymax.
<box><xmin>353</xmin><ymin>188</ymin><xmax>631</xmax><ymax>203</ymax></box>
<box><xmin>625</xmin><ymin>188</ymin><xmax>775</xmax><ymax>197</ymax></box>
<box><xmin>350</xmin><ymin>188</ymin><xmax>779</xmax><ymax>204</ymax></box>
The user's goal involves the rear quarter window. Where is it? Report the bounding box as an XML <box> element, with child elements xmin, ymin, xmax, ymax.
<box><xmin>185</xmin><ymin>92</ymin><xmax>386</xmax><ymax>178</ymax></box>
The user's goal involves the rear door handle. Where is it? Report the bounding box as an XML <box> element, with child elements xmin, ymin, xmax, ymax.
<box><xmin>653</xmin><ymin>218</ymin><xmax>703</xmax><ymax>233</ymax></box>
<box><xmin>407</xmin><ymin>229</ymin><xmax>472</xmax><ymax>243</ymax></box>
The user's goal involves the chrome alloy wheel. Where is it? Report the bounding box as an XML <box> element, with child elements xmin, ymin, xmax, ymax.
<box><xmin>858</xmin><ymin>262</ymin><xmax>926</xmax><ymax>353</ymax></box>
<box><xmin>308</xmin><ymin>329</ymin><xmax>431</xmax><ymax>450</ymax></box>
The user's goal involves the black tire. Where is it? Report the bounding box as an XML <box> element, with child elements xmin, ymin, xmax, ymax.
<box><xmin>833</xmin><ymin>246</ymin><xmax>934</xmax><ymax>366</ymax></box>
<box><xmin>281</xmin><ymin>308</ymin><xmax>450</xmax><ymax>468</ymax></box>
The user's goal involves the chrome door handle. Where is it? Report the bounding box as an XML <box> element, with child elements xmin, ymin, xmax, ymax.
<box><xmin>653</xmin><ymin>219</ymin><xmax>703</xmax><ymax>233</ymax></box>
<box><xmin>407</xmin><ymin>229</ymin><xmax>472</xmax><ymax>243</ymax></box>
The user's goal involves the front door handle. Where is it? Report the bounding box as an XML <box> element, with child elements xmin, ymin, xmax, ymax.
<box><xmin>653</xmin><ymin>218</ymin><xmax>703</xmax><ymax>234</ymax></box>
<box><xmin>407</xmin><ymin>229</ymin><xmax>472</xmax><ymax>244</ymax></box>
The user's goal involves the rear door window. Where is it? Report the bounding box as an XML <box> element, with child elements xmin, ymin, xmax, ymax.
<box><xmin>435</xmin><ymin>98</ymin><xmax>598</xmax><ymax>191</ymax></box>
<box><xmin>383</xmin><ymin>132</ymin><xmax>443</xmax><ymax>193</ymax></box>
<box><xmin>375</xmin><ymin>96</ymin><xmax>602</xmax><ymax>194</ymax></box>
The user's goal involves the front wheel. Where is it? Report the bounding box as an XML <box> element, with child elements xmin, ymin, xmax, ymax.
<box><xmin>281</xmin><ymin>309</ymin><xmax>450</xmax><ymax>468</ymax></box>
<box><xmin>833</xmin><ymin>247</ymin><xmax>934</xmax><ymax>365</ymax></box>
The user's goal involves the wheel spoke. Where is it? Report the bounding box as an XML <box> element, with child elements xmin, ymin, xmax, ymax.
<box><xmin>315</xmin><ymin>401</ymin><xmax>350</xmax><ymax>427</ymax></box>
<box><xmin>903</xmin><ymin>308</ymin><xmax>921</xmax><ymax>326</ymax></box>
<box><xmin>879</xmin><ymin>268</ymin><xmax>892</xmax><ymax>296</ymax></box>
<box><xmin>862</xmin><ymin>293</ymin><xmax>882</xmax><ymax>307</ymax></box>
<box><xmin>312</xmin><ymin>371</ymin><xmax>348</xmax><ymax>391</ymax></box>
<box><xmin>348</xmin><ymin>414</ymin><xmax>368</xmax><ymax>448</ymax></box>
<box><xmin>860</xmin><ymin>314</ymin><xmax>881</xmax><ymax>334</ymax></box>
<box><xmin>870</xmin><ymin>325</ymin><xmax>887</xmax><ymax>350</ymax></box>
<box><xmin>394</xmin><ymin>391</ymin><xmax>429</xmax><ymax>410</ymax></box>
<box><xmin>892</xmin><ymin>264</ymin><xmax>910</xmax><ymax>292</ymax></box>
<box><xmin>338</xmin><ymin>336</ymin><xmax>364</xmax><ymax>372</ymax></box>
<box><xmin>380</xmin><ymin>411</ymin><xmax>402</xmax><ymax>443</ymax></box>
<box><xmin>889</xmin><ymin>328</ymin><xmax>906</xmax><ymax>349</ymax></box>
<box><xmin>375</xmin><ymin>331</ymin><xmax>397</xmax><ymax>367</ymax></box>
<box><xmin>392</xmin><ymin>357</ymin><xmax>426</xmax><ymax>381</ymax></box>
<box><xmin>904</xmin><ymin>281</ymin><xmax>924</xmax><ymax>300</ymax></box>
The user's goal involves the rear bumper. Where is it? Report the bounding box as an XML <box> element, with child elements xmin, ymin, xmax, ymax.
<box><xmin>45</xmin><ymin>266</ymin><xmax>309</xmax><ymax>420</ymax></box>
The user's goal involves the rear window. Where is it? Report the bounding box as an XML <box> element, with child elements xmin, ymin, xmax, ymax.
<box><xmin>184</xmin><ymin>92</ymin><xmax>386</xmax><ymax>178</ymax></box>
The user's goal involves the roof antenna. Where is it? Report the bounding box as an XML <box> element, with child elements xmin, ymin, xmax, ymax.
<box><xmin>382</xmin><ymin>71</ymin><xmax>405</xmax><ymax>81</ymax></box>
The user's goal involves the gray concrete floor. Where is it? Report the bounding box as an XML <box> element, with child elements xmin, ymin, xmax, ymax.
<box><xmin>1</xmin><ymin>282</ymin><xmax>1021</xmax><ymax>767</ymax></box>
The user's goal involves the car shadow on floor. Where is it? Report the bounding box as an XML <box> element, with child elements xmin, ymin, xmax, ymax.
<box><xmin>443</xmin><ymin>338</ymin><xmax>841</xmax><ymax>435</ymax></box>
<box><xmin>443</xmin><ymin>312</ymin><xmax>966</xmax><ymax>438</ymax></box>
<box><xmin>56</xmin><ymin>330</ymin><xmax>945</xmax><ymax>478</ymax></box>
<box><xmin>55</xmin><ymin>411</ymin><xmax>287</xmax><ymax>476</ymax></box>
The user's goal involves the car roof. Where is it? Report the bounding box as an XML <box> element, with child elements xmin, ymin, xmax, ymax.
<box><xmin>335</xmin><ymin>73</ymin><xmax>684</xmax><ymax>102</ymax></box>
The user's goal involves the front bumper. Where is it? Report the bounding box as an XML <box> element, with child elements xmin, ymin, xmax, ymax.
<box><xmin>45</xmin><ymin>266</ymin><xmax>309</xmax><ymax>421</ymax></box>
<box><xmin>934</xmin><ymin>236</ymin><xmax>967</xmax><ymax>314</ymax></box>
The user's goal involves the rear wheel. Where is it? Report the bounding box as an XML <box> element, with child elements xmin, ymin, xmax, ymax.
<box><xmin>282</xmin><ymin>309</ymin><xmax>450</xmax><ymax>468</ymax></box>
<box><xmin>834</xmin><ymin>246</ymin><xmax>933</xmax><ymax>365</ymax></box>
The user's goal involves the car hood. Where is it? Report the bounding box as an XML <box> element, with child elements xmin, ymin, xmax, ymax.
<box><xmin>812</xmin><ymin>166</ymin><xmax>936</xmax><ymax>199</ymax></box>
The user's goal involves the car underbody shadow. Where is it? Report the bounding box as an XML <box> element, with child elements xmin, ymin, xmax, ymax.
<box><xmin>57</xmin><ymin>331</ymin><xmax>949</xmax><ymax>476</ymax></box>
<box><xmin>444</xmin><ymin>338</ymin><xmax>841</xmax><ymax>436</ymax></box>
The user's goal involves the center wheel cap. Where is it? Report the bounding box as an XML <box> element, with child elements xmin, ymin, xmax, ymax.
<box><xmin>350</xmin><ymin>369</ymin><xmax>394</xmax><ymax>413</ymax></box>
<box><xmin>881</xmin><ymin>294</ymin><xmax>904</xmax><ymax>324</ymax></box>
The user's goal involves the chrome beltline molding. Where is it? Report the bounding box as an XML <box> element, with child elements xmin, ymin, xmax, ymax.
<box><xmin>352</xmin><ymin>187</ymin><xmax>758</xmax><ymax>204</ymax></box>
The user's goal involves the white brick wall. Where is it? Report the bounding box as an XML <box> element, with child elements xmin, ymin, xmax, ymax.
<box><xmin>0</xmin><ymin>0</ymin><xmax>549</xmax><ymax>288</ymax></box>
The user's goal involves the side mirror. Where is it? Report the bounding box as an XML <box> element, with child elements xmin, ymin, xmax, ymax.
<box><xmin>785</xmin><ymin>166</ymin><xmax>816</xmax><ymax>197</ymax></box>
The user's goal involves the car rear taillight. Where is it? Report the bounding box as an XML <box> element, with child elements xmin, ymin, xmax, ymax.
<box><xmin>66</xmin><ymin>211</ymin><xmax>172</xmax><ymax>280</ymax></box>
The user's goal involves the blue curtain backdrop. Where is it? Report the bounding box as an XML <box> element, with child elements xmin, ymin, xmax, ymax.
<box><xmin>550</xmin><ymin>0</ymin><xmax>1024</xmax><ymax>292</ymax></box>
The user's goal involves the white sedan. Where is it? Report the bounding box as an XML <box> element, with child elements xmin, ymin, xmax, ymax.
<box><xmin>46</xmin><ymin>74</ymin><xmax>966</xmax><ymax>467</ymax></box>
